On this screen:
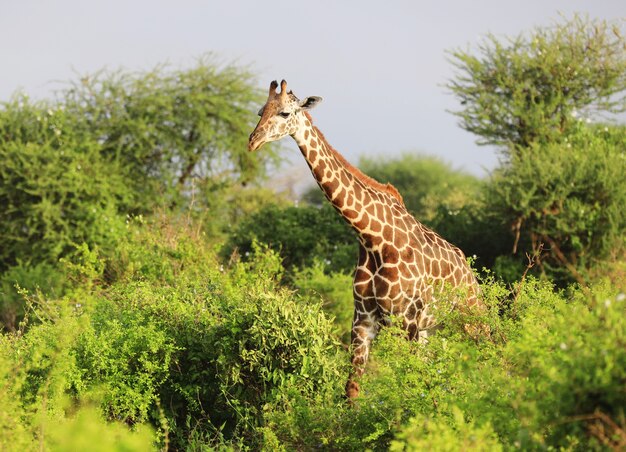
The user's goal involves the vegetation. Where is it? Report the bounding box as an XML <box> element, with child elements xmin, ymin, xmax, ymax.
<box><xmin>448</xmin><ymin>15</ymin><xmax>625</xmax><ymax>149</ymax></box>
<box><xmin>224</xmin><ymin>202</ymin><xmax>356</xmax><ymax>275</ymax></box>
<box><xmin>0</xmin><ymin>58</ymin><xmax>278</xmax><ymax>330</ymax></box>
<box><xmin>2</xmin><ymin>221</ymin><xmax>624</xmax><ymax>450</ymax></box>
<box><xmin>448</xmin><ymin>15</ymin><xmax>626</xmax><ymax>283</ymax></box>
<box><xmin>1</xmin><ymin>14</ymin><xmax>625</xmax><ymax>451</ymax></box>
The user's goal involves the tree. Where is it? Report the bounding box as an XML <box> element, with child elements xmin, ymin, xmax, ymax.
<box><xmin>0</xmin><ymin>58</ymin><xmax>277</xmax><ymax>329</ymax></box>
<box><xmin>489</xmin><ymin>124</ymin><xmax>626</xmax><ymax>283</ymax></box>
<box><xmin>303</xmin><ymin>154</ymin><xmax>481</xmax><ymax>222</ymax></box>
<box><xmin>62</xmin><ymin>56</ymin><xmax>279</xmax><ymax>212</ymax></box>
<box><xmin>359</xmin><ymin>154</ymin><xmax>481</xmax><ymax>224</ymax></box>
<box><xmin>448</xmin><ymin>16</ymin><xmax>626</xmax><ymax>283</ymax></box>
<box><xmin>448</xmin><ymin>15</ymin><xmax>625</xmax><ymax>150</ymax></box>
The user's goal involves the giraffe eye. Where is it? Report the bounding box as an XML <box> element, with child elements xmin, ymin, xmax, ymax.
<box><xmin>278</xmin><ymin>111</ymin><xmax>290</xmax><ymax>118</ymax></box>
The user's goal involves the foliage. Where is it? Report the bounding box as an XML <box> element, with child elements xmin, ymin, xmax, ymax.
<box><xmin>94</xmin><ymin>219</ymin><xmax>348</xmax><ymax>448</ymax></box>
<box><xmin>0</xmin><ymin>262</ymin><xmax>66</xmax><ymax>330</ymax></box>
<box><xmin>40</xmin><ymin>404</ymin><xmax>156</xmax><ymax>452</ymax></box>
<box><xmin>2</xmin><ymin>211</ymin><xmax>625</xmax><ymax>450</ymax></box>
<box><xmin>448</xmin><ymin>15</ymin><xmax>626</xmax><ymax>283</ymax></box>
<box><xmin>0</xmin><ymin>98</ymin><xmax>128</xmax><ymax>273</ymax></box>
<box><xmin>0</xmin><ymin>59</ymin><xmax>277</xmax><ymax>330</ymax></box>
<box><xmin>390</xmin><ymin>408</ymin><xmax>503</xmax><ymax>451</ymax></box>
<box><xmin>225</xmin><ymin>202</ymin><xmax>357</xmax><ymax>275</ymax></box>
<box><xmin>1</xmin><ymin>218</ymin><xmax>347</xmax><ymax>450</ymax></box>
<box><xmin>292</xmin><ymin>261</ymin><xmax>354</xmax><ymax>343</ymax></box>
<box><xmin>266</xmin><ymin>277</ymin><xmax>626</xmax><ymax>451</ymax></box>
<box><xmin>196</xmin><ymin>184</ymin><xmax>282</xmax><ymax>244</ymax></box>
<box><xmin>61</xmin><ymin>56</ymin><xmax>279</xmax><ymax>211</ymax></box>
<box><xmin>0</xmin><ymin>289</ymin><xmax>156</xmax><ymax>450</ymax></box>
<box><xmin>488</xmin><ymin>123</ymin><xmax>626</xmax><ymax>284</ymax></box>
<box><xmin>359</xmin><ymin>154</ymin><xmax>481</xmax><ymax>224</ymax></box>
<box><xmin>448</xmin><ymin>15</ymin><xmax>626</xmax><ymax>149</ymax></box>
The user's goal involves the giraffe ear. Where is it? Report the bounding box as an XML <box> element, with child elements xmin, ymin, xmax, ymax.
<box><xmin>299</xmin><ymin>96</ymin><xmax>322</xmax><ymax>111</ymax></box>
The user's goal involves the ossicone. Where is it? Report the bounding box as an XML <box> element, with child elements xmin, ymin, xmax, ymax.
<box><xmin>279</xmin><ymin>79</ymin><xmax>288</xmax><ymax>100</ymax></box>
<box><xmin>269</xmin><ymin>80</ymin><xmax>278</xmax><ymax>95</ymax></box>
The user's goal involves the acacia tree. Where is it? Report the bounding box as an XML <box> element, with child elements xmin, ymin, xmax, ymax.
<box><xmin>0</xmin><ymin>58</ymin><xmax>276</xmax><ymax>329</ymax></box>
<box><xmin>62</xmin><ymin>56</ymin><xmax>279</xmax><ymax>212</ymax></box>
<box><xmin>448</xmin><ymin>16</ymin><xmax>626</xmax><ymax>283</ymax></box>
<box><xmin>448</xmin><ymin>15</ymin><xmax>625</xmax><ymax>150</ymax></box>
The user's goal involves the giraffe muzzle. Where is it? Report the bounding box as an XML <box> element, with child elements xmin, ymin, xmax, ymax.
<box><xmin>248</xmin><ymin>133</ymin><xmax>265</xmax><ymax>152</ymax></box>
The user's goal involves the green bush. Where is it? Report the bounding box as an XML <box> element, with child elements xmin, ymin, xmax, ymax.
<box><xmin>0</xmin><ymin>262</ymin><xmax>66</xmax><ymax>330</ymax></box>
<box><xmin>292</xmin><ymin>261</ymin><xmax>354</xmax><ymax>344</ymax></box>
<box><xmin>0</xmin><ymin>311</ymin><xmax>156</xmax><ymax>450</ymax></box>
<box><xmin>488</xmin><ymin>124</ymin><xmax>626</xmax><ymax>284</ymax></box>
<box><xmin>390</xmin><ymin>408</ymin><xmax>503</xmax><ymax>451</ymax></box>
<box><xmin>2</xmin><ymin>218</ymin><xmax>348</xmax><ymax>449</ymax></box>
<box><xmin>0</xmin><ymin>59</ymin><xmax>280</xmax><ymax>331</ymax></box>
<box><xmin>73</xmin><ymin>305</ymin><xmax>177</xmax><ymax>425</ymax></box>
<box><xmin>3</xmin><ymin>213</ymin><xmax>625</xmax><ymax>450</ymax></box>
<box><xmin>265</xmin><ymin>277</ymin><xmax>626</xmax><ymax>450</ymax></box>
<box><xmin>225</xmin><ymin>202</ymin><xmax>357</xmax><ymax>275</ymax></box>
<box><xmin>0</xmin><ymin>98</ymin><xmax>128</xmax><ymax>274</ymax></box>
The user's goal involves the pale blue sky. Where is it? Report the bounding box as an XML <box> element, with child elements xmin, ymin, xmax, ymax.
<box><xmin>1</xmin><ymin>1</ymin><xmax>624</xmax><ymax>181</ymax></box>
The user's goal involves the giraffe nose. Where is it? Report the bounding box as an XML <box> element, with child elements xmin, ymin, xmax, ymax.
<box><xmin>248</xmin><ymin>133</ymin><xmax>262</xmax><ymax>152</ymax></box>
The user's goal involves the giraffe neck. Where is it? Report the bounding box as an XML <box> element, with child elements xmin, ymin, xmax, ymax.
<box><xmin>292</xmin><ymin>114</ymin><xmax>403</xmax><ymax>246</ymax></box>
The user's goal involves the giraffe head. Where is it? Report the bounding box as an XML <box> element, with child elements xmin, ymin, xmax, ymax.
<box><xmin>248</xmin><ymin>79</ymin><xmax>322</xmax><ymax>151</ymax></box>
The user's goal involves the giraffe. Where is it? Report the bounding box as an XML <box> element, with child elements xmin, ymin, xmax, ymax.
<box><xmin>248</xmin><ymin>80</ymin><xmax>482</xmax><ymax>399</ymax></box>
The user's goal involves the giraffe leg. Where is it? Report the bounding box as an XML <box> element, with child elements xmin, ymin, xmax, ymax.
<box><xmin>346</xmin><ymin>313</ymin><xmax>379</xmax><ymax>399</ymax></box>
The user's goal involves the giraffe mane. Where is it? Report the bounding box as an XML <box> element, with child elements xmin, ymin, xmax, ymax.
<box><xmin>304</xmin><ymin>112</ymin><xmax>405</xmax><ymax>206</ymax></box>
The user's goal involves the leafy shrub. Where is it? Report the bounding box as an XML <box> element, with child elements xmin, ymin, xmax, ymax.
<box><xmin>73</xmin><ymin>305</ymin><xmax>177</xmax><ymax>425</ymax></box>
<box><xmin>41</xmin><ymin>405</ymin><xmax>155</xmax><ymax>452</ymax></box>
<box><xmin>265</xmin><ymin>277</ymin><xmax>626</xmax><ymax>450</ymax></box>
<box><xmin>491</xmin><ymin>283</ymin><xmax>626</xmax><ymax>449</ymax></box>
<box><xmin>2</xmin><ymin>217</ymin><xmax>348</xmax><ymax>449</ymax></box>
<box><xmin>390</xmin><ymin>408</ymin><xmax>503</xmax><ymax>451</ymax></box>
<box><xmin>0</xmin><ymin>59</ymin><xmax>279</xmax><ymax>330</ymax></box>
<box><xmin>488</xmin><ymin>124</ymin><xmax>626</xmax><ymax>284</ymax></box>
<box><xmin>0</xmin><ymin>98</ymin><xmax>128</xmax><ymax>274</ymax></box>
<box><xmin>0</xmin><ymin>336</ymin><xmax>32</xmax><ymax>450</ymax></box>
<box><xmin>292</xmin><ymin>261</ymin><xmax>354</xmax><ymax>343</ymax></box>
<box><xmin>0</xmin><ymin>311</ymin><xmax>156</xmax><ymax>450</ymax></box>
<box><xmin>225</xmin><ymin>203</ymin><xmax>357</xmax><ymax>275</ymax></box>
<box><xmin>0</xmin><ymin>262</ymin><xmax>66</xmax><ymax>330</ymax></box>
<box><xmin>3</xmin><ymin>212</ymin><xmax>625</xmax><ymax>450</ymax></box>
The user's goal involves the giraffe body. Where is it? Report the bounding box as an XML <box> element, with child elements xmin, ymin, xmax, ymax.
<box><xmin>249</xmin><ymin>80</ymin><xmax>480</xmax><ymax>398</ymax></box>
